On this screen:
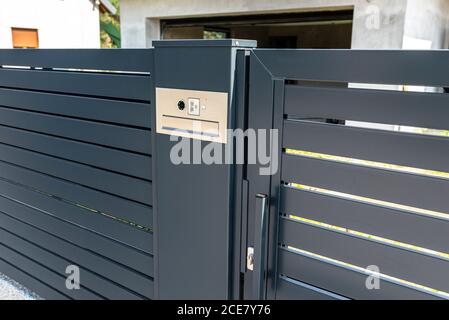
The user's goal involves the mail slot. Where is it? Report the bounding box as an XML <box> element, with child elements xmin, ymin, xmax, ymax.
<box><xmin>161</xmin><ymin>116</ymin><xmax>220</xmax><ymax>138</ymax></box>
<box><xmin>156</xmin><ymin>87</ymin><xmax>228</xmax><ymax>143</ymax></box>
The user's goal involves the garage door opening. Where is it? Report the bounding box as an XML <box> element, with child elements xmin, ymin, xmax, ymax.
<box><xmin>161</xmin><ymin>9</ymin><xmax>354</xmax><ymax>49</ymax></box>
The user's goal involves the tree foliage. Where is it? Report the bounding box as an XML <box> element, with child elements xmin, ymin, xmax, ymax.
<box><xmin>100</xmin><ymin>0</ymin><xmax>120</xmax><ymax>48</ymax></box>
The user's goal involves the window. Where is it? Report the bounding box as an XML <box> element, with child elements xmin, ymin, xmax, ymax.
<box><xmin>11</xmin><ymin>28</ymin><xmax>39</xmax><ymax>48</ymax></box>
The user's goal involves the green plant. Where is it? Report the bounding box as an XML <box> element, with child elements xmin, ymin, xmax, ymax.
<box><xmin>100</xmin><ymin>0</ymin><xmax>120</xmax><ymax>48</ymax></box>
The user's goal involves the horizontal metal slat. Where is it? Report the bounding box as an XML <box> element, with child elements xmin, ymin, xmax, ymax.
<box><xmin>283</xmin><ymin>119</ymin><xmax>449</xmax><ymax>173</ymax></box>
<box><xmin>281</xmin><ymin>186</ymin><xmax>449</xmax><ymax>255</ymax></box>
<box><xmin>0</xmin><ymin>228</ymin><xmax>143</xmax><ymax>300</ymax></box>
<box><xmin>284</xmin><ymin>85</ymin><xmax>449</xmax><ymax>131</ymax></box>
<box><xmin>0</xmin><ymin>258</ymin><xmax>68</xmax><ymax>300</ymax></box>
<box><xmin>282</xmin><ymin>153</ymin><xmax>449</xmax><ymax>216</ymax></box>
<box><xmin>0</xmin><ymin>142</ymin><xmax>152</xmax><ymax>206</ymax></box>
<box><xmin>0</xmin><ymin>106</ymin><xmax>151</xmax><ymax>154</ymax></box>
<box><xmin>280</xmin><ymin>217</ymin><xmax>449</xmax><ymax>294</ymax></box>
<box><xmin>0</xmin><ymin>243</ymin><xmax>101</xmax><ymax>300</ymax></box>
<box><xmin>0</xmin><ymin>125</ymin><xmax>152</xmax><ymax>180</ymax></box>
<box><xmin>0</xmin><ymin>211</ymin><xmax>153</xmax><ymax>298</ymax></box>
<box><xmin>279</xmin><ymin>249</ymin><xmax>441</xmax><ymax>300</ymax></box>
<box><xmin>0</xmin><ymin>178</ymin><xmax>152</xmax><ymax>254</ymax></box>
<box><xmin>0</xmin><ymin>68</ymin><xmax>152</xmax><ymax>101</ymax></box>
<box><xmin>0</xmin><ymin>49</ymin><xmax>154</xmax><ymax>72</ymax></box>
<box><xmin>0</xmin><ymin>160</ymin><xmax>152</xmax><ymax>228</ymax></box>
<box><xmin>0</xmin><ymin>194</ymin><xmax>153</xmax><ymax>276</ymax></box>
<box><xmin>0</xmin><ymin>88</ymin><xmax>151</xmax><ymax>128</ymax></box>
<box><xmin>276</xmin><ymin>276</ymin><xmax>347</xmax><ymax>300</ymax></box>
<box><xmin>254</xmin><ymin>49</ymin><xmax>449</xmax><ymax>86</ymax></box>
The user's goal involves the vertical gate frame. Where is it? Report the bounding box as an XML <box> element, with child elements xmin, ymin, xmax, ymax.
<box><xmin>243</xmin><ymin>50</ymin><xmax>287</xmax><ymax>299</ymax></box>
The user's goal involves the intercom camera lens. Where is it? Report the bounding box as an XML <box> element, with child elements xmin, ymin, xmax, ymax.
<box><xmin>177</xmin><ymin>100</ymin><xmax>185</xmax><ymax>111</ymax></box>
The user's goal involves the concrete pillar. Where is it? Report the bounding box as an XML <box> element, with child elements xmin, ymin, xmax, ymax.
<box><xmin>402</xmin><ymin>0</ymin><xmax>449</xmax><ymax>50</ymax></box>
<box><xmin>351</xmin><ymin>0</ymin><xmax>407</xmax><ymax>49</ymax></box>
<box><xmin>145</xmin><ymin>18</ymin><xmax>161</xmax><ymax>48</ymax></box>
<box><xmin>351</xmin><ymin>0</ymin><xmax>449</xmax><ymax>50</ymax></box>
<box><xmin>120</xmin><ymin>0</ymin><xmax>147</xmax><ymax>48</ymax></box>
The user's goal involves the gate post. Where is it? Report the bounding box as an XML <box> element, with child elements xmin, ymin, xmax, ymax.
<box><xmin>152</xmin><ymin>40</ymin><xmax>256</xmax><ymax>299</ymax></box>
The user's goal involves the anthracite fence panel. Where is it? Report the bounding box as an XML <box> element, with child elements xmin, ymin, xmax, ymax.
<box><xmin>0</xmin><ymin>49</ymin><xmax>154</xmax><ymax>299</ymax></box>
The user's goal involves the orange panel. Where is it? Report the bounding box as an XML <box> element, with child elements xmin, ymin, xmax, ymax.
<box><xmin>11</xmin><ymin>28</ymin><xmax>39</xmax><ymax>48</ymax></box>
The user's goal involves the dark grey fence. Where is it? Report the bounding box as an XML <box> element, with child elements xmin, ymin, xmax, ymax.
<box><xmin>0</xmin><ymin>49</ymin><xmax>154</xmax><ymax>299</ymax></box>
<box><xmin>1</xmin><ymin>42</ymin><xmax>449</xmax><ymax>300</ymax></box>
<box><xmin>246</xmin><ymin>49</ymin><xmax>449</xmax><ymax>300</ymax></box>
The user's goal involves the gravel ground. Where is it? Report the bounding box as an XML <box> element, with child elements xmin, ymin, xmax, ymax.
<box><xmin>0</xmin><ymin>273</ymin><xmax>40</xmax><ymax>300</ymax></box>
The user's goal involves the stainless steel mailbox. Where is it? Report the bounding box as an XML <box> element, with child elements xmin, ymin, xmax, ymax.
<box><xmin>156</xmin><ymin>87</ymin><xmax>229</xmax><ymax>144</ymax></box>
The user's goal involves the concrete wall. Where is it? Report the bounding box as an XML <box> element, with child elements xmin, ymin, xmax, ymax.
<box><xmin>0</xmin><ymin>0</ymin><xmax>100</xmax><ymax>48</ymax></box>
<box><xmin>121</xmin><ymin>0</ymin><xmax>357</xmax><ymax>48</ymax></box>
<box><xmin>351</xmin><ymin>0</ymin><xmax>407</xmax><ymax>48</ymax></box>
<box><xmin>403</xmin><ymin>0</ymin><xmax>449</xmax><ymax>49</ymax></box>
<box><xmin>121</xmin><ymin>0</ymin><xmax>449</xmax><ymax>50</ymax></box>
<box><xmin>120</xmin><ymin>0</ymin><xmax>414</xmax><ymax>49</ymax></box>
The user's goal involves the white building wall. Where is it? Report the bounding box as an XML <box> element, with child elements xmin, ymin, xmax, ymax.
<box><xmin>0</xmin><ymin>0</ymin><xmax>100</xmax><ymax>48</ymax></box>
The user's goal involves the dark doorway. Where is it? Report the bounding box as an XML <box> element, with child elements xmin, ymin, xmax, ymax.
<box><xmin>269</xmin><ymin>36</ymin><xmax>298</xmax><ymax>49</ymax></box>
<box><xmin>161</xmin><ymin>9</ymin><xmax>354</xmax><ymax>49</ymax></box>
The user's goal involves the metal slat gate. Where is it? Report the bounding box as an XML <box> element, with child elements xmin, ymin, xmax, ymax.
<box><xmin>1</xmin><ymin>42</ymin><xmax>449</xmax><ymax>300</ymax></box>
<box><xmin>0</xmin><ymin>49</ymin><xmax>155</xmax><ymax>299</ymax></box>
<box><xmin>246</xmin><ymin>49</ymin><xmax>449</xmax><ymax>300</ymax></box>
